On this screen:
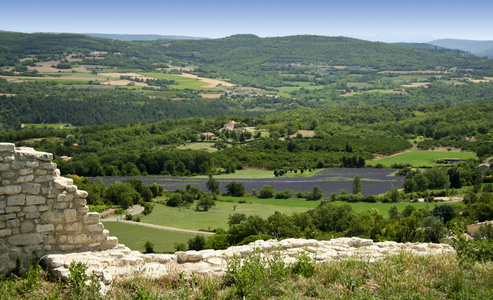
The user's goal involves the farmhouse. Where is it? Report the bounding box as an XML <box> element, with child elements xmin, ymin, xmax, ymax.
<box><xmin>220</xmin><ymin>120</ymin><xmax>237</xmax><ymax>131</ymax></box>
<box><xmin>199</xmin><ymin>132</ymin><xmax>215</xmax><ymax>140</ymax></box>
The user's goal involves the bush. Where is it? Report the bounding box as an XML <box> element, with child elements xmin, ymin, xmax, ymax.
<box><xmin>188</xmin><ymin>235</ymin><xmax>206</xmax><ymax>251</ymax></box>
<box><xmin>174</xmin><ymin>242</ymin><xmax>187</xmax><ymax>252</ymax></box>
<box><xmin>258</xmin><ymin>185</ymin><xmax>275</xmax><ymax>198</ymax></box>
<box><xmin>144</xmin><ymin>241</ymin><xmax>155</xmax><ymax>253</ymax></box>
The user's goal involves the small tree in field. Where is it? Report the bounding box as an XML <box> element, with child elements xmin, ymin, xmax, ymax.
<box><xmin>206</xmin><ymin>174</ymin><xmax>220</xmax><ymax>194</ymax></box>
<box><xmin>352</xmin><ymin>176</ymin><xmax>362</xmax><ymax>194</ymax></box>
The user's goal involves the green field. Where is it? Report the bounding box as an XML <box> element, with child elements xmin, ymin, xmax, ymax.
<box><xmin>367</xmin><ymin>150</ymin><xmax>477</xmax><ymax>167</ymax></box>
<box><xmin>102</xmin><ymin>222</ymin><xmax>198</xmax><ymax>253</ymax></box>
<box><xmin>140</xmin><ymin>73</ymin><xmax>210</xmax><ymax>90</ymax></box>
<box><xmin>22</xmin><ymin>123</ymin><xmax>74</xmax><ymax>129</ymax></box>
<box><xmin>177</xmin><ymin>142</ymin><xmax>218</xmax><ymax>152</ymax></box>
<box><xmin>140</xmin><ymin>197</ymin><xmax>437</xmax><ymax>232</ymax></box>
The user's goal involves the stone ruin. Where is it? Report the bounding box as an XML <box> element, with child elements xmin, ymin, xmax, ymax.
<box><xmin>0</xmin><ymin>142</ymin><xmax>456</xmax><ymax>285</ymax></box>
<box><xmin>0</xmin><ymin>143</ymin><xmax>118</xmax><ymax>273</ymax></box>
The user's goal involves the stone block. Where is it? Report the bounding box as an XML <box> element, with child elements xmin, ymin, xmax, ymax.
<box><xmin>73</xmin><ymin>234</ymin><xmax>88</xmax><ymax>244</ymax></box>
<box><xmin>18</xmin><ymin>168</ymin><xmax>33</xmax><ymax>176</ymax></box>
<box><xmin>84</xmin><ymin>213</ymin><xmax>100</xmax><ymax>224</ymax></box>
<box><xmin>26</xmin><ymin>195</ymin><xmax>46</xmax><ymax>205</ymax></box>
<box><xmin>14</xmin><ymin>175</ymin><xmax>34</xmax><ymax>184</ymax></box>
<box><xmin>57</xmin><ymin>193</ymin><xmax>74</xmax><ymax>202</ymax></box>
<box><xmin>87</xmin><ymin>223</ymin><xmax>104</xmax><ymax>232</ymax></box>
<box><xmin>23</xmin><ymin>206</ymin><xmax>37</xmax><ymax>213</ymax></box>
<box><xmin>41</xmin><ymin>211</ymin><xmax>63</xmax><ymax>222</ymax></box>
<box><xmin>0</xmin><ymin>213</ymin><xmax>16</xmax><ymax>221</ymax></box>
<box><xmin>2</xmin><ymin>171</ymin><xmax>15</xmax><ymax>179</ymax></box>
<box><xmin>5</xmin><ymin>206</ymin><xmax>21</xmax><ymax>213</ymax></box>
<box><xmin>16</xmin><ymin>150</ymin><xmax>53</xmax><ymax>162</ymax></box>
<box><xmin>66</xmin><ymin>185</ymin><xmax>77</xmax><ymax>192</ymax></box>
<box><xmin>25</xmin><ymin>161</ymin><xmax>39</xmax><ymax>168</ymax></box>
<box><xmin>36</xmin><ymin>224</ymin><xmax>55</xmax><ymax>233</ymax></box>
<box><xmin>10</xmin><ymin>161</ymin><xmax>25</xmax><ymax>170</ymax></box>
<box><xmin>7</xmin><ymin>194</ymin><xmax>25</xmax><ymax>206</ymax></box>
<box><xmin>21</xmin><ymin>183</ymin><xmax>41</xmax><ymax>194</ymax></box>
<box><xmin>7</xmin><ymin>233</ymin><xmax>43</xmax><ymax>246</ymax></box>
<box><xmin>25</xmin><ymin>212</ymin><xmax>40</xmax><ymax>219</ymax></box>
<box><xmin>0</xmin><ymin>200</ymin><xmax>5</xmax><ymax>209</ymax></box>
<box><xmin>75</xmin><ymin>190</ymin><xmax>88</xmax><ymax>198</ymax></box>
<box><xmin>40</xmin><ymin>162</ymin><xmax>57</xmax><ymax>170</ymax></box>
<box><xmin>38</xmin><ymin>205</ymin><xmax>49</xmax><ymax>212</ymax></box>
<box><xmin>77</xmin><ymin>207</ymin><xmax>89</xmax><ymax>213</ymax></box>
<box><xmin>35</xmin><ymin>175</ymin><xmax>53</xmax><ymax>183</ymax></box>
<box><xmin>54</xmin><ymin>202</ymin><xmax>69</xmax><ymax>210</ymax></box>
<box><xmin>65</xmin><ymin>222</ymin><xmax>82</xmax><ymax>232</ymax></box>
<box><xmin>20</xmin><ymin>221</ymin><xmax>35</xmax><ymax>233</ymax></box>
<box><xmin>0</xmin><ymin>163</ymin><xmax>9</xmax><ymax>171</ymax></box>
<box><xmin>63</xmin><ymin>209</ymin><xmax>77</xmax><ymax>222</ymax></box>
<box><xmin>0</xmin><ymin>222</ymin><xmax>4</xmax><ymax>229</ymax></box>
<box><xmin>0</xmin><ymin>229</ymin><xmax>12</xmax><ymax>238</ymax></box>
<box><xmin>0</xmin><ymin>186</ymin><xmax>22</xmax><ymax>195</ymax></box>
<box><xmin>2</xmin><ymin>180</ymin><xmax>11</xmax><ymax>185</ymax></box>
<box><xmin>0</xmin><ymin>143</ymin><xmax>15</xmax><ymax>152</ymax></box>
<box><xmin>34</xmin><ymin>169</ymin><xmax>48</xmax><ymax>175</ymax></box>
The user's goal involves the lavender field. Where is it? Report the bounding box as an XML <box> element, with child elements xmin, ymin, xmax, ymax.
<box><xmin>98</xmin><ymin>168</ymin><xmax>403</xmax><ymax>196</ymax></box>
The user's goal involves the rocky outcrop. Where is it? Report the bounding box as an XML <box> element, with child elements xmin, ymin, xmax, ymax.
<box><xmin>0</xmin><ymin>143</ymin><xmax>118</xmax><ymax>273</ymax></box>
<box><xmin>42</xmin><ymin>237</ymin><xmax>455</xmax><ymax>285</ymax></box>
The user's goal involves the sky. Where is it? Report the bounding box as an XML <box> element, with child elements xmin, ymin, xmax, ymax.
<box><xmin>1</xmin><ymin>0</ymin><xmax>492</xmax><ymax>42</ymax></box>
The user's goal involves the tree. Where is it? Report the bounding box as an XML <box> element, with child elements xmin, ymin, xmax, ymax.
<box><xmin>225</xmin><ymin>181</ymin><xmax>245</xmax><ymax>197</ymax></box>
<box><xmin>144</xmin><ymin>241</ymin><xmax>155</xmax><ymax>253</ymax></box>
<box><xmin>103</xmin><ymin>182</ymin><xmax>141</xmax><ymax>209</ymax></box>
<box><xmin>258</xmin><ymin>185</ymin><xmax>275</xmax><ymax>199</ymax></box>
<box><xmin>206</xmin><ymin>174</ymin><xmax>220</xmax><ymax>194</ymax></box>
<box><xmin>431</xmin><ymin>204</ymin><xmax>455</xmax><ymax>223</ymax></box>
<box><xmin>352</xmin><ymin>176</ymin><xmax>362</xmax><ymax>194</ymax></box>
<box><xmin>149</xmin><ymin>183</ymin><xmax>164</xmax><ymax>198</ymax></box>
<box><xmin>187</xmin><ymin>235</ymin><xmax>206</xmax><ymax>251</ymax></box>
<box><xmin>196</xmin><ymin>194</ymin><xmax>216</xmax><ymax>211</ymax></box>
<box><xmin>307</xmin><ymin>186</ymin><xmax>323</xmax><ymax>200</ymax></box>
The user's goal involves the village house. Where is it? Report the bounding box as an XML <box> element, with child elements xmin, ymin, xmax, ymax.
<box><xmin>199</xmin><ymin>132</ymin><xmax>215</xmax><ymax>140</ymax></box>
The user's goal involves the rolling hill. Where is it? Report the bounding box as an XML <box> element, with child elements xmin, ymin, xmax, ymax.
<box><xmin>429</xmin><ymin>38</ymin><xmax>493</xmax><ymax>58</ymax></box>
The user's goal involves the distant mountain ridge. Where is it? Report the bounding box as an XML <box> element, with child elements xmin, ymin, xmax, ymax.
<box><xmin>84</xmin><ymin>33</ymin><xmax>207</xmax><ymax>41</ymax></box>
<box><xmin>429</xmin><ymin>39</ymin><xmax>493</xmax><ymax>58</ymax></box>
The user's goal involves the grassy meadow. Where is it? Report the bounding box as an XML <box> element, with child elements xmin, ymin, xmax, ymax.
<box><xmin>367</xmin><ymin>150</ymin><xmax>477</xmax><ymax>167</ymax></box>
<box><xmin>137</xmin><ymin>196</ymin><xmax>437</xmax><ymax>232</ymax></box>
<box><xmin>102</xmin><ymin>221</ymin><xmax>199</xmax><ymax>253</ymax></box>
<box><xmin>140</xmin><ymin>72</ymin><xmax>210</xmax><ymax>90</ymax></box>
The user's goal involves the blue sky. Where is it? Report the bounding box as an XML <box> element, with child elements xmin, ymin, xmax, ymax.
<box><xmin>1</xmin><ymin>0</ymin><xmax>492</xmax><ymax>42</ymax></box>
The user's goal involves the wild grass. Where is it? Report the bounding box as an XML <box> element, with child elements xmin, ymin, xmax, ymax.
<box><xmin>4</xmin><ymin>251</ymin><xmax>493</xmax><ymax>299</ymax></box>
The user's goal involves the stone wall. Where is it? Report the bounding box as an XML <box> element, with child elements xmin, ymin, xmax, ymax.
<box><xmin>42</xmin><ymin>237</ymin><xmax>456</xmax><ymax>285</ymax></box>
<box><xmin>0</xmin><ymin>143</ymin><xmax>118</xmax><ymax>273</ymax></box>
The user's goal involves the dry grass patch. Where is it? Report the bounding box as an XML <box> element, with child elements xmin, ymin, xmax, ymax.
<box><xmin>28</xmin><ymin>61</ymin><xmax>89</xmax><ymax>73</ymax></box>
<box><xmin>179</xmin><ymin>73</ymin><xmax>235</xmax><ymax>88</ymax></box>
<box><xmin>401</xmin><ymin>82</ymin><xmax>431</xmax><ymax>88</ymax></box>
<box><xmin>101</xmin><ymin>79</ymin><xmax>148</xmax><ymax>86</ymax></box>
<box><xmin>199</xmin><ymin>93</ymin><xmax>223</xmax><ymax>99</ymax></box>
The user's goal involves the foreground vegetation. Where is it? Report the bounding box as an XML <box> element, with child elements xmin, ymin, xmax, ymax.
<box><xmin>2</xmin><ymin>244</ymin><xmax>493</xmax><ymax>299</ymax></box>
